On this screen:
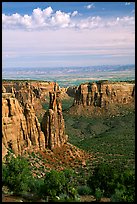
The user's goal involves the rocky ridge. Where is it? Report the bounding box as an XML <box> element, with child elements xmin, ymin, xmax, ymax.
<box><xmin>2</xmin><ymin>80</ymin><xmax>135</xmax><ymax>159</ymax></box>
<box><xmin>73</xmin><ymin>81</ymin><xmax>135</xmax><ymax>108</ymax></box>
<box><xmin>2</xmin><ymin>86</ymin><xmax>67</xmax><ymax>158</ymax></box>
<box><xmin>2</xmin><ymin>94</ymin><xmax>45</xmax><ymax>158</ymax></box>
<box><xmin>2</xmin><ymin>81</ymin><xmax>59</xmax><ymax>117</ymax></box>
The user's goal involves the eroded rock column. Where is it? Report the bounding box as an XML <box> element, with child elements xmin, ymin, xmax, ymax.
<box><xmin>41</xmin><ymin>91</ymin><xmax>68</xmax><ymax>150</ymax></box>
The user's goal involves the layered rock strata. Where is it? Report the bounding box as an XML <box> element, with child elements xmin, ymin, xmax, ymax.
<box><xmin>2</xmin><ymin>88</ymin><xmax>68</xmax><ymax>157</ymax></box>
<box><xmin>41</xmin><ymin>91</ymin><xmax>68</xmax><ymax>150</ymax></box>
<box><xmin>74</xmin><ymin>81</ymin><xmax>135</xmax><ymax>108</ymax></box>
<box><xmin>3</xmin><ymin>81</ymin><xmax>59</xmax><ymax>100</ymax></box>
<box><xmin>2</xmin><ymin>94</ymin><xmax>45</xmax><ymax>158</ymax></box>
<box><xmin>2</xmin><ymin>81</ymin><xmax>59</xmax><ymax>116</ymax></box>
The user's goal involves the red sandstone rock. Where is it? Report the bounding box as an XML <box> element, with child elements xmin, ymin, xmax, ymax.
<box><xmin>41</xmin><ymin>91</ymin><xmax>68</xmax><ymax>150</ymax></box>
<box><xmin>2</xmin><ymin>94</ymin><xmax>45</xmax><ymax>158</ymax></box>
<box><xmin>74</xmin><ymin>81</ymin><xmax>135</xmax><ymax>108</ymax></box>
<box><xmin>2</xmin><ymin>81</ymin><xmax>59</xmax><ymax>117</ymax></box>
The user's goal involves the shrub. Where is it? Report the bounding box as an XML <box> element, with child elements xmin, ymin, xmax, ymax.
<box><xmin>40</xmin><ymin>169</ymin><xmax>79</xmax><ymax>201</ymax></box>
<box><xmin>2</xmin><ymin>152</ymin><xmax>33</xmax><ymax>194</ymax></box>
<box><xmin>87</xmin><ymin>162</ymin><xmax>118</xmax><ymax>197</ymax></box>
<box><xmin>111</xmin><ymin>169</ymin><xmax>135</xmax><ymax>202</ymax></box>
<box><xmin>87</xmin><ymin>162</ymin><xmax>135</xmax><ymax>202</ymax></box>
<box><xmin>95</xmin><ymin>187</ymin><xmax>104</xmax><ymax>201</ymax></box>
<box><xmin>28</xmin><ymin>177</ymin><xmax>45</xmax><ymax>197</ymax></box>
<box><xmin>77</xmin><ymin>185</ymin><xmax>91</xmax><ymax>195</ymax></box>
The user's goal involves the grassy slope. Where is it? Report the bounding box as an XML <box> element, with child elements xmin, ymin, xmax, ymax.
<box><xmin>62</xmin><ymin>100</ymin><xmax>135</xmax><ymax>170</ymax></box>
<box><xmin>39</xmin><ymin>94</ymin><xmax>135</xmax><ymax>170</ymax></box>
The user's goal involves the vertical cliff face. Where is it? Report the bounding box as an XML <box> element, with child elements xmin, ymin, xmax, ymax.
<box><xmin>3</xmin><ymin>81</ymin><xmax>60</xmax><ymax>118</ymax></box>
<box><xmin>2</xmin><ymin>94</ymin><xmax>45</xmax><ymax>158</ymax></box>
<box><xmin>74</xmin><ymin>81</ymin><xmax>135</xmax><ymax>108</ymax></box>
<box><xmin>2</xmin><ymin>81</ymin><xmax>68</xmax><ymax>158</ymax></box>
<box><xmin>3</xmin><ymin>81</ymin><xmax>59</xmax><ymax>100</ymax></box>
<box><xmin>41</xmin><ymin>91</ymin><xmax>68</xmax><ymax>150</ymax></box>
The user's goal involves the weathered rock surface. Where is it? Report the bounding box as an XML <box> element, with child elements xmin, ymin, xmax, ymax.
<box><xmin>2</xmin><ymin>81</ymin><xmax>59</xmax><ymax>117</ymax></box>
<box><xmin>41</xmin><ymin>91</ymin><xmax>68</xmax><ymax>150</ymax></box>
<box><xmin>2</xmin><ymin>94</ymin><xmax>45</xmax><ymax>158</ymax></box>
<box><xmin>2</xmin><ymin>85</ymin><xmax>6</xmax><ymax>93</ymax></box>
<box><xmin>2</xmin><ymin>80</ymin><xmax>134</xmax><ymax>158</ymax></box>
<box><xmin>2</xmin><ymin>85</ymin><xmax>68</xmax><ymax>158</ymax></box>
<box><xmin>74</xmin><ymin>81</ymin><xmax>135</xmax><ymax>108</ymax></box>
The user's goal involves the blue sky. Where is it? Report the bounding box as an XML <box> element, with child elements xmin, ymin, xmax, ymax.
<box><xmin>2</xmin><ymin>2</ymin><xmax>135</xmax><ymax>68</ymax></box>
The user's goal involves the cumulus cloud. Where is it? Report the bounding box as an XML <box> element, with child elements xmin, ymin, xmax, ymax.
<box><xmin>85</xmin><ymin>4</ymin><xmax>95</xmax><ymax>9</ymax></box>
<box><xmin>51</xmin><ymin>10</ymin><xmax>71</xmax><ymax>28</ymax></box>
<box><xmin>76</xmin><ymin>16</ymin><xmax>102</xmax><ymax>29</ymax></box>
<box><xmin>43</xmin><ymin>6</ymin><xmax>53</xmax><ymax>17</ymax></box>
<box><xmin>71</xmin><ymin>11</ymin><xmax>78</xmax><ymax>17</ymax></box>
<box><xmin>2</xmin><ymin>6</ymin><xmax>135</xmax><ymax>31</ymax></box>
<box><xmin>106</xmin><ymin>16</ymin><xmax>135</xmax><ymax>27</ymax></box>
<box><xmin>2</xmin><ymin>7</ymin><xmax>74</xmax><ymax>30</ymax></box>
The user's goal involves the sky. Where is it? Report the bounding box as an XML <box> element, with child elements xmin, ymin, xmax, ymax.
<box><xmin>2</xmin><ymin>2</ymin><xmax>135</xmax><ymax>68</ymax></box>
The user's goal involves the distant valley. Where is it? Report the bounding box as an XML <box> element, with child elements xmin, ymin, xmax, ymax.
<box><xmin>3</xmin><ymin>64</ymin><xmax>135</xmax><ymax>87</ymax></box>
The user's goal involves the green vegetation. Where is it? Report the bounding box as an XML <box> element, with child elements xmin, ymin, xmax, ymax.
<box><xmin>77</xmin><ymin>185</ymin><xmax>91</xmax><ymax>195</ymax></box>
<box><xmin>40</xmin><ymin>169</ymin><xmax>79</xmax><ymax>201</ymax></box>
<box><xmin>2</xmin><ymin>83</ymin><xmax>135</xmax><ymax>202</ymax></box>
<box><xmin>42</xmin><ymin>95</ymin><xmax>50</xmax><ymax>110</ymax></box>
<box><xmin>3</xmin><ymin>151</ymin><xmax>135</xmax><ymax>202</ymax></box>
<box><xmin>63</xmin><ymin>105</ymin><xmax>135</xmax><ymax>170</ymax></box>
<box><xmin>87</xmin><ymin>162</ymin><xmax>135</xmax><ymax>202</ymax></box>
<box><xmin>2</xmin><ymin>152</ymin><xmax>33</xmax><ymax>194</ymax></box>
<box><xmin>42</xmin><ymin>97</ymin><xmax>74</xmax><ymax>112</ymax></box>
<box><xmin>62</xmin><ymin>98</ymin><xmax>74</xmax><ymax>111</ymax></box>
<box><xmin>2</xmin><ymin>152</ymin><xmax>80</xmax><ymax>202</ymax></box>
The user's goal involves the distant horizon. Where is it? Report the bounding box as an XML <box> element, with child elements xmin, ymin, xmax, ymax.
<box><xmin>2</xmin><ymin>2</ymin><xmax>135</xmax><ymax>68</ymax></box>
<box><xmin>2</xmin><ymin>63</ymin><xmax>135</xmax><ymax>70</ymax></box>
<box><xmin>2</xmin><ymin>64</ymin><xmax>135</xmax><ymax>87</ymax></box>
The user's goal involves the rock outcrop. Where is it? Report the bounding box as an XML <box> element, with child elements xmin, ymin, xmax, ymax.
<box><xmin>2</xmin><ymin>85</ymin><xmax>68</xmax><ymax>158</ymax></box>
<box><xmin>3</xmin><ymin>81</ymin><xmax>59</xmax><ymax>99</ymax></box>
<box><xmin>2</xmin><ymin>86</ymin><xmax>6</xmax><ymax>93</ymax></box>
<box><xmin>41</xmin><ymin>91</ymin><xmax>68</xmax><ymax>150</ymax></box>
<box><xmin>2</xmin><ymin>81</ymin><xmax>60</xmax><ymax>117</ymax></box>
<box><xmin>2</xmin><ymin>94</ymin><xmax>45</xmax><ymax>158</ymax></box>
<box><xmin>74</xmin><ymin>81</ymin><xmax>135</xmax><ymax>108</ymax></box>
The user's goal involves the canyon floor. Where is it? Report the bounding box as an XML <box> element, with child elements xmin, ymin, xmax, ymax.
<box><xmin>2</xmin><ymin>80</ymin><xmax>135</xmax><ymax>202</ymax></box>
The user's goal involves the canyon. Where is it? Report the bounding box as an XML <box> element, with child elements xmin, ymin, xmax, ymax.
<box><xmin>2</xmin><ymin>81</ymin><xmax>67</xmax><ymax>158</ymax></box>
<box><xmin>2</xmin><ymin>80</ymin><xmax>135</xmax><ymax>159</ymax></box>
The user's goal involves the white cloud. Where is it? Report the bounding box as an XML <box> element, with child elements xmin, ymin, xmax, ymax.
<box><xmin>43</xmin><ymin>6</ymin><xmax>53</xmax><ymax>17</ymax></box>
<box><xmin>2</xmin><ymin>6</ymin><xmax>135</xmax><ymax>31</ymax></box>
<box><xmin>2</xmin><ymin>7</ymin><xmax>74</xmax><ymax>30</ymax></box>
<box><xmin>21</xmin><ymin>15</ymin><xmax>32</xmax><ymax>27</ymax></box>
<box><xmin>51</xmin><ymin>10</ymin><xmax>71</xmax><ymax>28</ymax></box>
<box><xmin>71</xmin><ymin>11</ymin><xmax>78</xmax><ymax>17</ymax></box>
<box><xmin>2</xmin><ymin>5</ymin><xmax>135</xmax><ymax>68</ymax></box>
<box><xmin>106</xmin><ymin>16</ymin><xmax>135</xmax><ymax>27</ymax></box>
<box><xmin>76</xmin><ymin>16</ymin><xmax>102</xmax><ymax>29</ymax></box>
<box><xmin>119</xmin><ymin>16</ymin><xmax>135</xmax><ymax>25</ymax></box>
<box><xmin>85</xmin><ymin>4</ymin><xmax>95</xmax><ymax>9</ymax></box>
<box><xmin>125</xmin><ymin>2</ymin><xmax>131</xmax><ymax>6</ymax></box>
